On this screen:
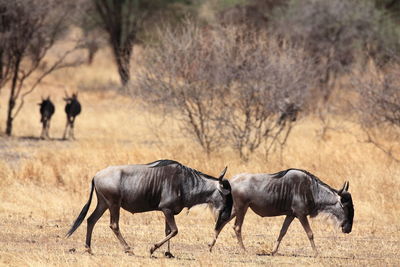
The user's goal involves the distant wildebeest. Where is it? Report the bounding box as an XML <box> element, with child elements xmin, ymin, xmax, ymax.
<box><xmin>66</xmin><ymin>160</ymin><xmax>233</xmax><ymax>257</ymax></box>
<box><xmin>38</xmin><ymin>97</ymin><xmax>55</xmax><ymax>140</ymax></box>
<box><xmin>63</xmin><ymin>92</ymin><xmax>81</xmax><ymax>140</ymax></box>
<box><xmin>209</xmin><ymin>169</ymin><xmax>354</xmax><ymax>256</ymax></box>
<box><xmin>277</xmin><ymin>102</ymin><xmax>300</xmax><ymax>126</ymax></box>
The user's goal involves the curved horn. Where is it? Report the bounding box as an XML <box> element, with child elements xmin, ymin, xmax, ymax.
<box><xmin>338</xmin><ymin>181</ymin><xmax>349</xmax><ymax>194</ymax></box>
<box><xmin>344</xmin><ymin>181</ymin><xmax>349</xmax><ymax>191</ymax></box>
<box><xmin>218</xmin><ymin>166</ymin><xmax>228</xmax><ymax>181</ymax></box>
<box><xmin>64</xmin><ymin>90</ymin><xmax>70</xmax><ymax>100</ymax></box>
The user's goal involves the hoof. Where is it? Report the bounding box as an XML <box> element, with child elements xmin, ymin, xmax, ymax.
<box><xmin>84</xmin><ymin>248</ymin><xmax>93</xmax><ymax>255</ymax></box>
<box><xmin>164</xmin><ymin>251</ymin><xmax>175</xmax><ymax>258</ymax></box>
<box><xmin>208</xmin><ymin>241</ymin><xmax>215</xmax><ymax>252</ymax></box>
<box><xmin>125</xmin><ymin>250</ymin><xmax>135</xmax><ymax>256</ymax></box>
<box><xmin>149</xmin><ymin>245</ymin><xmax>157</xmax><ymax>256</ymax></box>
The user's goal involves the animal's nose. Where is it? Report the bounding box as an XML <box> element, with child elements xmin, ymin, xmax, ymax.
<box><xmin>342</xmin><ymin>224</ymin><xmax>352</xmax><ymax>233</ymax></box>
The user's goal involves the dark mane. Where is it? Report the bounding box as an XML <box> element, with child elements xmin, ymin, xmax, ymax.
<box><xmin>270</xmin><ymin>168</ymin><xmax>337</xmax><ymax>193</ymax></box>
<box><xmin>147</xmin><ymin>159</ymin><xmax>219</xmax><ymax>181</ymax></box>
<box><xmin>270</xmin><ymin>169</ymin><xmax>291</xmax><ymax>178</ymax></box>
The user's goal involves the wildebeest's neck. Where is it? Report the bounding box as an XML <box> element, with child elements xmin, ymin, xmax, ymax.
<box><xmin>180</xmin><ymin>173</ymin><xmax>219</xmax><ymax>208</ymax></box>
<box><xmin>311</xmin><ymin>179</ymin><xmax>340</xmax><ymax>213</ymax></box>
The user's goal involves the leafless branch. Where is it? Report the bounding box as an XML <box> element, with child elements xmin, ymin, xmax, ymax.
<box><xmin>133</xmin><ymin>21</ymin><xmax>316</xmax><ymax>159</ymax></box>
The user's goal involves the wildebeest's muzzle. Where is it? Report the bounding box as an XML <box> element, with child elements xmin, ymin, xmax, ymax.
<box><xmin>338</xmin><ymin>182</ymin><xmax>354</xmax><ymax>234</ymax></box>
<box><xmin>215</xmin><ymin>167</ymin><xmax>233</xmax><ymax>230</ymax></box>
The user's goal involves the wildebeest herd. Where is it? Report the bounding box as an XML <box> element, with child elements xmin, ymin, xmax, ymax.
<box><xmin>38</xmin><ymin>92</ymin><xmax>81</xmax><ymax>140</ymax></box>
<box><xmin>67</xmin><ymin>159</ymin><xmax>354</xmax><ymax>258</ymax></box>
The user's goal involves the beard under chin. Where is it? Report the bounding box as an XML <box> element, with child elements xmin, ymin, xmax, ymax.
<box><xmin>316</xmin><ymin>212</ymin><xmax>343</xmax><ymax>230</ymax></box>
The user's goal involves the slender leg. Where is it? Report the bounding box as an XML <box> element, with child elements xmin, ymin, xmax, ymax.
<box><xmin>85</xmin><ymin>198</ymin><xmax>107</xmax><ymax>254</ymax></box>
<box><xmin>109</xmin><ymin>204</ymin><xmax>133</xmax><ymax>255</ymax></box>
<box><xmin>271</xmin><ymin>215</ymin><xmax>295</xmax><ymax>255</ymax></box>
<box><xmin>164</xmin><ymin>219</ymin><xmax>174</xmax><ymax>258</ymax></box>
<box><xmin>71</xmin><ymin>117</ymin><xmax>76</xmax><ymax>140</ymax></box>
<box><xmin>40</xmin><ymin>119</ymin><xmax>47</xmax><ymax>140</ymax></box>
<box><xmin>150</xmin><ymin>209</ymin><xmax>178</xmax><ymax>256</ymax></box>
<box><xmin>40</xmin><ymin>123</ymin><xmax>45</xmax><ymax>139</ymax></box>
<box><xmin>233</xmin><ymin>206</ymin><xmax>249</xmax><ymax>251</ymax></box>
<box><xmin>63</xmin><ymin>119</ymin><xmax>69</xmax><ymax>140</ymax></box>
<box><xmin>298</xmin><ymin>216</ymin><xmax>318</xmax><ymax>257</ymax></box>
<box><xmin>208</xmin><ymin>210</ymin><xmax>236</xmax><ymax>252</ymax></box>
<box><xmin>46</xmin><ymin>120</ymin><xmax>51</xmax><ymax>139</ymax></box>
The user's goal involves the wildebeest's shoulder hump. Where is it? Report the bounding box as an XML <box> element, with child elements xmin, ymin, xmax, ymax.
<box><xmin>147</xmin><ymin>159</ymin><xmax>182</xmax><ymax>168</ymax></box>
<box><xmin>269</xmin><ymin>169</ymin><xmax>296</xmax><ymax>179</ymax></box>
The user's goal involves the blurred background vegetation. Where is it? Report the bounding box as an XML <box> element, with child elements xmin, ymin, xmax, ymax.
<box><xmin>1</xmin><ymin>0</ymin><xmax>400</xmax><ymax>161</ymax></box>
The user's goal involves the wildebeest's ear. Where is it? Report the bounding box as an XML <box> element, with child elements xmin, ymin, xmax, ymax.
<box><xmin>218</xmin><ymin>166</ymin><xmax>228</xmax><ymax>181</ymax></box>
<box><xmin>338</xmin><ymin>181</ymin><xmax>349</xmax><ymax>194</ymax></box>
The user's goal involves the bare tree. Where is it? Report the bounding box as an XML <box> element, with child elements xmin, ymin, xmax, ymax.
<box><xmin>135</xmin><ymin>22</ymin><xmax>315</xmax><ymax>159</ymax></box>
<box><xmin>135</xmin><ymin>22</ymin><xmax>228</xmax><ymax>154</ymax></box>
<box><xmin>92</xmin><ymin>0</ymin><xmax>188</xmax><ymax>86</ymax></box>
<box><xmin>93</xmin><ymin>0</ymin><xmax>138</xmax><ymax>86</ymax></box>
<box><xmin>0</xmin><ymin>0</ymin><xmax>83</xmax><ymax>136</ymax></box>
<box><xmin>271</xmin><ymin>0</ymin><xmax>400</xmax><ymax>103</ymax></box>
<box><xmin>0</xmin><ymin>4</ymin><xmax>13</xmax><ymax>94</ymax></box>
<box><xmin>216</xmin><ymin>30</ymin><xmax>315</xmax><ymax>160</ymax></box>
<box><xmin>76</xmin><ymin>0</ymin><xmax>106</xmax><ymax>65</ymax></box>
<box><xmin>353</xmin><ymin>61</ymin><xmax>400</xmax><ymax>161</ymax></box>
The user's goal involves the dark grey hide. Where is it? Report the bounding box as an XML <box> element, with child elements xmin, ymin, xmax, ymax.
<box><xmin>66</xmin><ymin>160</ymin><xmax>232</xmax><ymax>257</ymax></box>
<box><xmin>209</xmin><ymin>169</ymin><xmax>354</xmax><ymax>256</ymax></box>
<box><xmin>63</xmin><ymin>93</ymin><xmax>81</xmax><ymax>140</ymax></box>
<box><xmin>38</xmin><ymin>97</ymin><xmax>55</xmax><ymax>140</ymax></box>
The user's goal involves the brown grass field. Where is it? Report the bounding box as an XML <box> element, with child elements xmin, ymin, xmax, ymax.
<box><xmin>0</xmin><ymin>48</ymin><xmax>399</xmax><ymax>266</ymax></box>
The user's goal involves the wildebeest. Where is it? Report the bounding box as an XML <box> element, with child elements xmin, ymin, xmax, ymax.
<box><xmin>209</xmin><ymin>169</ymin><xmax>354</xmax><ymax>256</ymax></box>
<box><xmin>63</xmin><ymin>92</ymin><xmax>81</xmax><ymax>140</ymax></box>
<box><xmin>38</xmin><ymin>97</ymin><xmax>55</xmax><ymax>140</ymax></box>
<box><xmin>66</xmin><ymin>159</ymin><xmax>233</xmax><ymax>257</ymax></box>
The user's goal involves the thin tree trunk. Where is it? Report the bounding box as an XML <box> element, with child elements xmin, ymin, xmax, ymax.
<box><xmin>0</xmin><ymin>50</ymin><xmax>3</xmax><ymax>85</ymax></box>
<box><xmin>5</xmin><ymin>58</ymin><xmax>20</xmax><ymax>136</ymax></box>
<box><xmin>113</xmin><ymin>44</ymin><xmax>132</xmax><ymax>86</ymax></box>
<box><xmin>87</xmin><ymin>44</ymin><xmax>98</xmax><ymax>65</ymax></box>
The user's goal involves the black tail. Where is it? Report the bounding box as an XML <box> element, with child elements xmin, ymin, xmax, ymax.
<box><xmin>66</xmin><ymin>179</ymin><xmax>95</xmax><ymax>238</ymax></box>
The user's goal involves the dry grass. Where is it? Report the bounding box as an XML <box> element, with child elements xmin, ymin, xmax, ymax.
<box><xmin>0</xmin><ymin>48</ymin><xmax>399</xmax><ymax>266</ymax></box>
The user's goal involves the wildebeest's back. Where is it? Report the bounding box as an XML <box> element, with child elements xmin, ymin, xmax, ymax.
<box><xmin>40</xmin><ymin>100</ymin><xmax>55</xmax><ymax>121</ymax></box>
<box><xmin>93</xmin><ymin>164</ymin><xmax>184</xmax><ymax>214</ymax></box>
<box><xmin>231</xmin><ymin>170</ymin><xmax>315</xmax><ymax>217</ymax></box>
<box><xmin>65</xmin><ymin>100</ymin><xmax>81</xmax><ymax>117</ymax></box>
